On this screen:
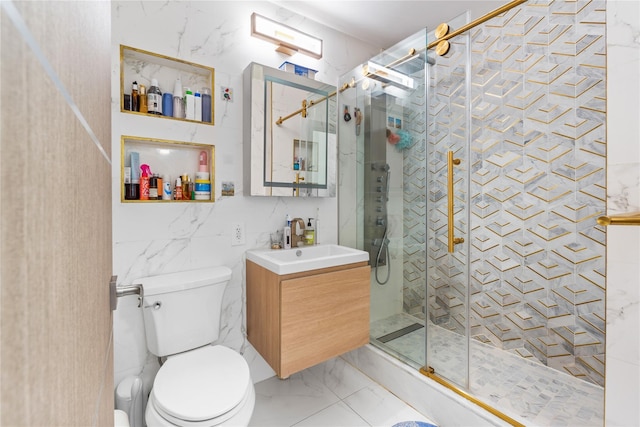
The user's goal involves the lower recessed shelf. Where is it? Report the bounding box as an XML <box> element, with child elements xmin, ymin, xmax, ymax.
<box><xmin>121</xmin><ymin>135</ymin><xmax>214</xmax><ymax>203</ymax></box>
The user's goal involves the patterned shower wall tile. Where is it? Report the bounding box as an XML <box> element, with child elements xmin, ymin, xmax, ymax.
<box><xmin>579</xmin><ymin>182</ymin><xmax>606</xmax><ymax>203</ymax></box>
<box><xmin>528</xmin><ymin>256</ymin><xmax>574</xmax><ymax>281</ymax></box>
<box><xmin>505</xmin><ymin>162</ymin><xmax>546</xmax><ymax>185</ymax></box>
<box><xmin>504</xmin><ymin>237</ymin><xmax>545</xmax><ymax>260</ymax></box>
<box><xmin>578</xmin><ymin>268</ymin><xmax>605</xmax><ymax>292</ymax></box>
<box><xmin>577</xmin><ymin>312</ymin><xmax>605</xmax><ymax>340</ymax></box>
<box><xmin>551</xmin><ymin>200</ymin><xmax>602</xmax><ymax>224</ymax></box>
<box><xmin>525</xmin><ymin>335</ymin><xmax>573</xmax><ymax>368</ymax></box>
<box><xmin>552</xmin><ymin>325</ymin><xmax>604</xmax><ymax>357</ymax></box>
<box><xmin>503</xmin><ymin>197</ymin><xmax>546</xmax><ymax>222</ymax></box>
<box><xmin>505</xmin><ymin>270</ymin><xmax>546</xmax><ymax>297</ymax></box>
<box><xmin>527</xmin><ymin>297</ymin><xmax>574</xmax><ymax>327</ymax></box>
<box><xmin>486</xmin><ymin>322</ymin><xmax>523</xmax><ymax>349</ymax></box>
<box><xmin>527</xmin><ymin>220</ymin><xmax>572</xmax><ymax>243</ymax></box>
<box><xmin>487</xmin><ymin>287</ymin><xmax>522</xmax><ymax>308</ymax></box>
<box><xmin>576</xmin><ymin>354</ymin><xmax>605</xmax><ymax>386</ymax></box>
<box><xmin>471</xmin><ymin>234</ymin><xmax>500</xmax><ymax>253</ymax></box>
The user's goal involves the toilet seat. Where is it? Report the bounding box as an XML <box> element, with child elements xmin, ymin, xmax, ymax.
<box><xmin>151</xmin><ymin>345</ymin><xmax>252</xmax><ymax>425</ymax></box>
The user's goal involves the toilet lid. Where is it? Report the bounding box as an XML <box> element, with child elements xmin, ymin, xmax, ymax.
<box><xmin>153</xmin><ymin>345</ymin><xmax>251</xmax><ymax>422</ymax></box>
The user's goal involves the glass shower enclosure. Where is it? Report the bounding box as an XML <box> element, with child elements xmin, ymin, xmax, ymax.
<box><xmin>338</xmin><ymin>7</ymin><xmax>606</xmax><ymax>425</ymax></box>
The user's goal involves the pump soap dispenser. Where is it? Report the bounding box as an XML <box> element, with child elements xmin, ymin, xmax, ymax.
<box><xmin>304</xmin><ymin>218</ymin><xmax>315</xmax><ymax>245</ymax></box>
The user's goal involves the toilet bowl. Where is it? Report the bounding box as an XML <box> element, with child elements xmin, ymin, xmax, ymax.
<box><xmin>144</xmin><ymin>345</ymin><xmax>255</xmax><ymax>426</ymax></box>
<box><xmin>136</xmin><ymin>267</ymin><xmax>255</xmax><ymax>426</ymax></box>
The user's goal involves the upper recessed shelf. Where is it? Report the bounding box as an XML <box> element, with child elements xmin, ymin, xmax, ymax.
<box><xmin>120</xmin><ymin>45</ymin><xmax>215</xmax><ymax>125</ymax></box>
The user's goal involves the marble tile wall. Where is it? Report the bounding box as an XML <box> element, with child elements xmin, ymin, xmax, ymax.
<box><xmin>110</xmin><ymin>1</ymin><xmax>379</xmax><ymax>395</ymax></box>
<box><xmin>605</xmin><ymin>1</ymin><xmax>640</xmax><ymax>425</ymax></box>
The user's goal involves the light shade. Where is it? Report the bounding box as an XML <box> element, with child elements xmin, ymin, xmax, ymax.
<box><xmin>251</xmin><ymin>13</ymin><xmax>323</xmax><ymax>59</ymax></box>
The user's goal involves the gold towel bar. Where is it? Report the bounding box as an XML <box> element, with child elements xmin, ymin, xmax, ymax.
<box><xmin>597</xmin><ymin>212</ymin><xmax>640</xmax><ymax>226</ymax></box>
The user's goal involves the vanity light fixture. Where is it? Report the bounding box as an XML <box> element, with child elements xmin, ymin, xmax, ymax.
<box><xmin>251</xmin><ymin>13</ymin><xmax>323</xmax><ymax>59</ymax></box>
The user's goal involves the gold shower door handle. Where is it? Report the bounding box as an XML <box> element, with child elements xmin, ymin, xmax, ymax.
<box><xmin>447</xmin><ymin>151</ymin><xmax>464</xmax><ymax>252</ymax></box>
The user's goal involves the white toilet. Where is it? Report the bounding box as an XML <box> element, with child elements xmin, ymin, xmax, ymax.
<box><xmin>137</xmin><ymin>267</ymin><xmax>255</xmax><ymax>426</ymax></box>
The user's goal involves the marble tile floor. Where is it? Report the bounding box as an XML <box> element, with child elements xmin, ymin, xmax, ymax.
<box><xmin>371</xmin><ymin>313</ymin><xmax>604</xmax><ymax>427</ymax></box>
<box><xmin>250</xmin><ymin>356</ymin><xmax>437</xmax><ymax>427</ymax></box>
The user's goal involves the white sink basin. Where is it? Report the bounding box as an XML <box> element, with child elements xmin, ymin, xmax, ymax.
<box><xmin>246</xmin><ymin>244</ymin><xmax>369</xmax><ymax>275</ymax></box>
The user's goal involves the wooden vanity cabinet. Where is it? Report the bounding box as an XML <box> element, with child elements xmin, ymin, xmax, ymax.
<box><xmin>246</xmin><ymin>260</ymin><xmax>370</xmax><ymax>378</ymax></box>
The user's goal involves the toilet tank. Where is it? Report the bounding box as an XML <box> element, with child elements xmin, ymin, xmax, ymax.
<box><xmin>137</xmin><ymin>266</ymin><xmax>232</xmax><ymax>357</ymax></box>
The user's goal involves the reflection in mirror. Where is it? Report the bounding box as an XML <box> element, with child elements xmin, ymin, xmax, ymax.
<box><xmin>243</xmin><ymin>62</ymin><xmax>336</xmax><ymax>197</ymax></box>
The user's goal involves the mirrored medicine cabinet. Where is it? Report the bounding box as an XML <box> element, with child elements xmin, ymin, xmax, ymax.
<box><xmin>243</xmin><ymin>62</ymin><xmax>336</xmax><ymax>197</ymax></box>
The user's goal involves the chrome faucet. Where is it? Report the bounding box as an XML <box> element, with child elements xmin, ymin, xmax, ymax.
<box><xmin>291</xmin><ymin>218</ymin><xmax>306</xmax><ymax>247</ymax></box>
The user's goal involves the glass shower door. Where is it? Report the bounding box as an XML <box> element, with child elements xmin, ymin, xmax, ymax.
<box><xmin>424</xmin><ymin>12</ymin><xmax>471</xmax><ymax>390</ymax></box>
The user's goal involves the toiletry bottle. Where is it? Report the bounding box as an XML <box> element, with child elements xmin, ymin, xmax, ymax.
<box><xmin>173</xmin><ymin>78</ymin><xmax>185</xmax><ymax>119</ymax></box>
<box><xmin>182</xmin><ymin>174</ymin><xmax>191</xmax><ymax>200</ymax></box>
<box><xmin>162</xmin><ymin>92</ymin><xmax>173</xmax><ymax>117</ymax></box>
<box><xmin>124</xmin><ymin>167</ymin><xmax>134</xmax><ymax>200</ymax></box>
<box><xmin>315</xmin><ymin>208</ymin><xmax>320</xmax><ymax>245</ymax></box>
<box><xmin>283</xmin><ymin>214</ymin><xmax>293</xmax><ymax>249</ymax></box>
<box><xmin>162</xmin><ymin>175</ymin><xmax>172</xmax><ymax>200</ymax></box>
<box><xmin>305</xmin><ymin>218</ymin><xmax>315</xmax><ymax>245</ymax></box>
<box><xmin>156</xmin><ymin>174</ymin><xmax>163</xmax><ymax>200</ymax></box>
<box><xmin>138</xmin><ymin>84</ymin><xmax>148</xmax><ymax>113</ymax></box>
<box><xmin>129</xmin><ymin>152</ymin><xmax>140</xmax><ymax>199</ymax></box>
<box><xmin>131</xmin><ymin>81</ymin><xmax>139</xmax><ymax>112</ymax></box>
<box><xmin>174</xmin><ymin>176</ymin><xmax>183</xmax><ymax>200</ymax></box>
<box><xmin>149</xmin><ymin>173</ymin><xmax>158</xmax><ymax>199</ymax></box>
<box><xmin>194</xmin><ymin>91</ymin><xmax>202</xmax><ymax>121</ymax></box>
<box><xmin>139</xmin><ymin>164</ymin><xmax>151</xmax><ymax>200</ymax></box>
<box><xmin>184</xmin><ymin>88</ymin><xmax>195</xmax><ymax>120</ymax></box>
<box><xmin>201</xmin><ymin>87</ymin><xmax>212</xmax><ymax>122</ymax></box>
<box><xmin>284</xmin><ymin>219</ymin><xmax>292</xmax><ymax>250</ymax></box>
<box><xmin>147</xmin><ymin>78</ymin><xmax>163</xmax><ymax>115</ymax></box>
<box><xmin>199</xmin><ymin>151</ymin><xmax>208</xmax><ymax>173</ymax></box>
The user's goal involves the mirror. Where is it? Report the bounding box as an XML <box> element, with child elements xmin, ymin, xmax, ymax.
<box><xmin>243</xmin><ymin>62</ymin><xmax>336</xmax><ymax>197</ymax></box>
